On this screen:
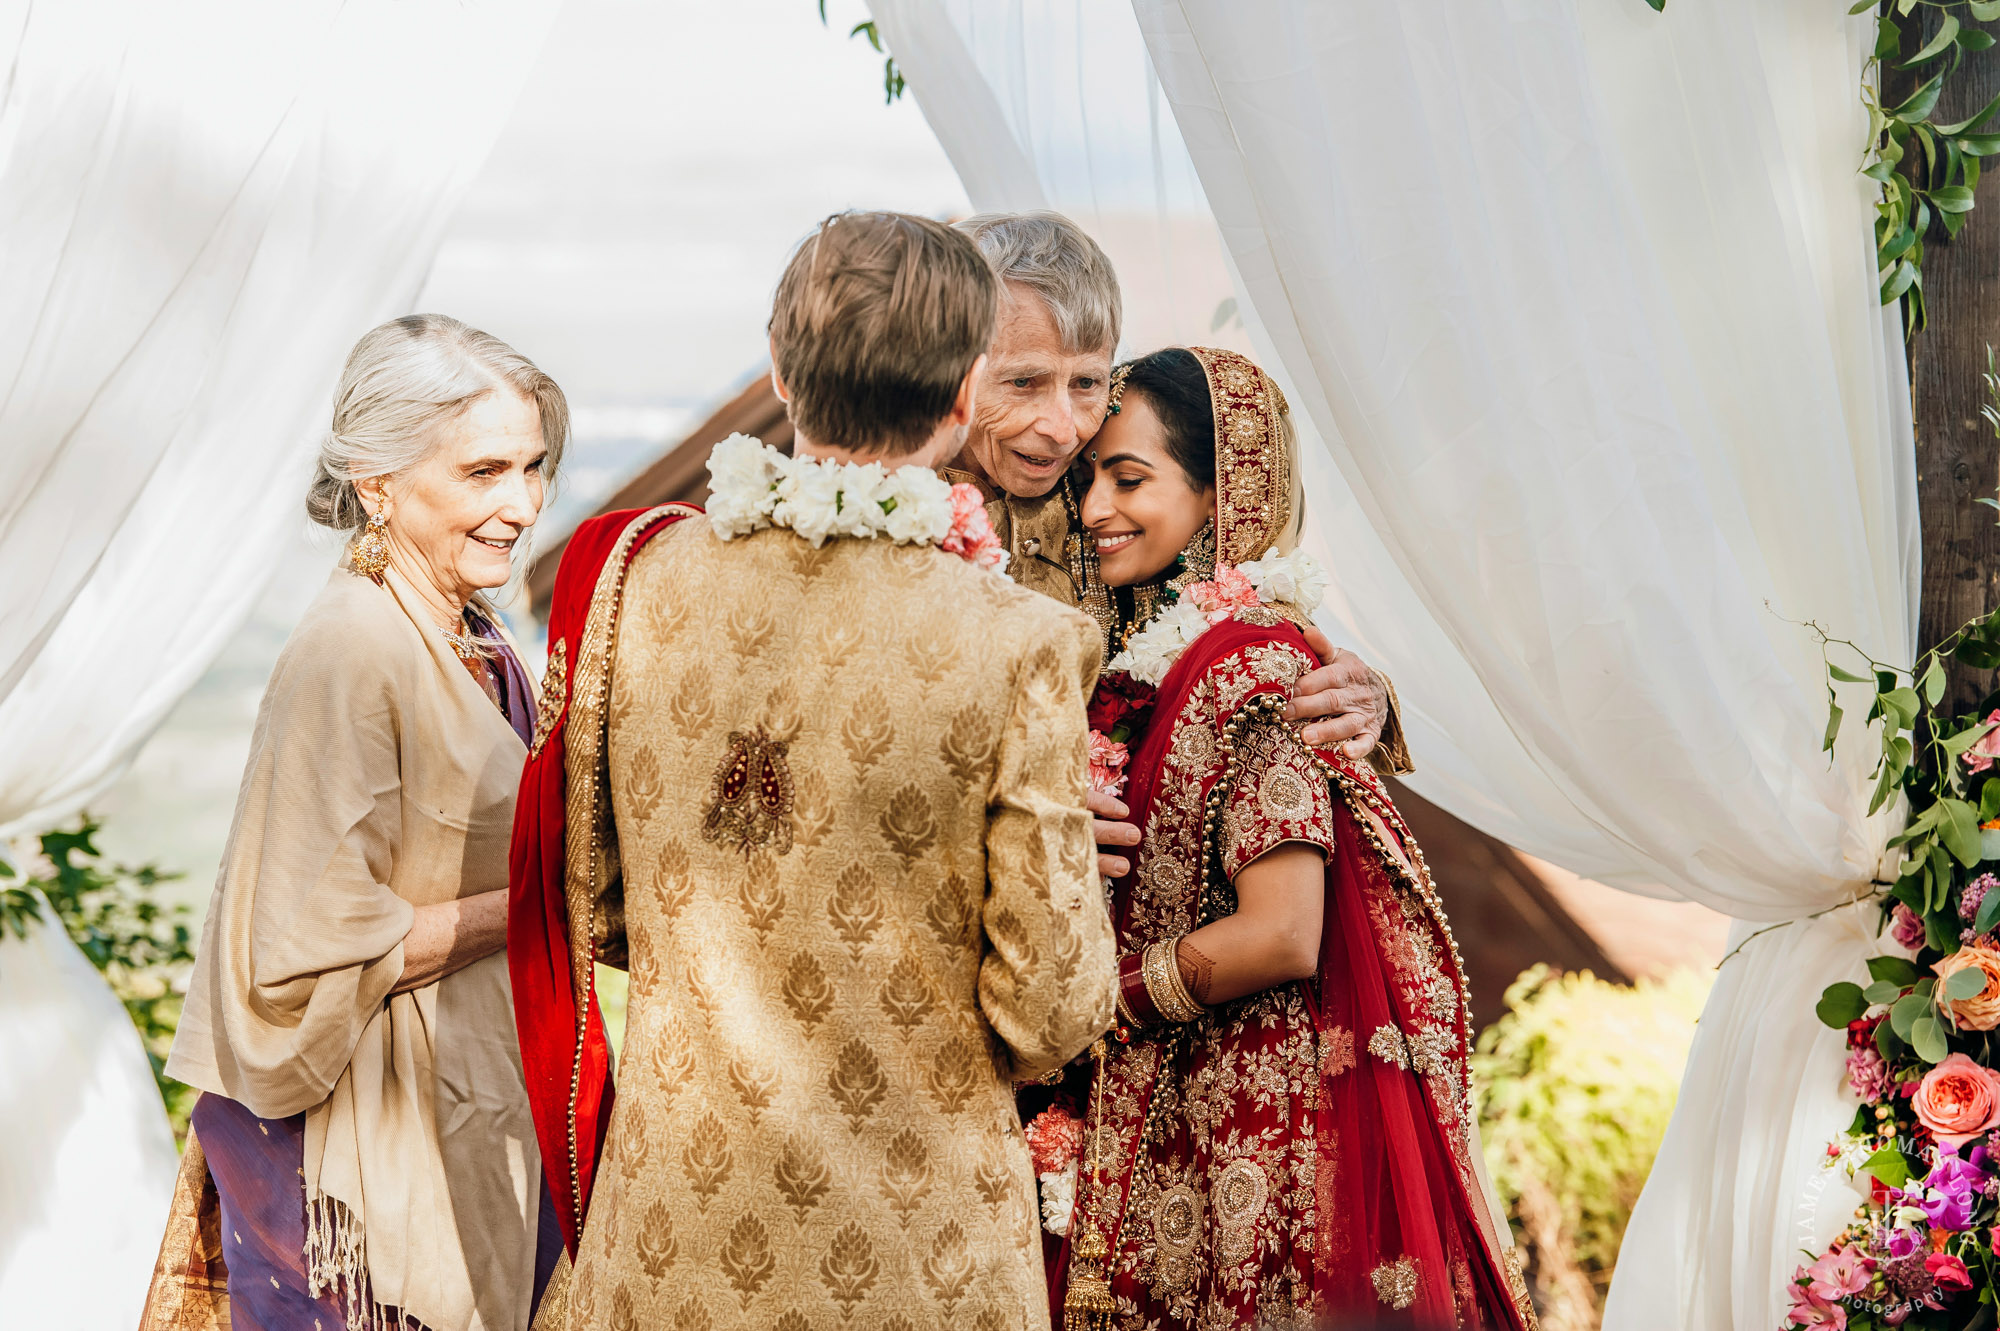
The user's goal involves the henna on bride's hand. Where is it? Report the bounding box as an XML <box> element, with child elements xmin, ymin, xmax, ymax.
<box><xmin>1175</xmin><ymin>938</ymin><xmax>1217</xmax><ymax>1005</ymax></box>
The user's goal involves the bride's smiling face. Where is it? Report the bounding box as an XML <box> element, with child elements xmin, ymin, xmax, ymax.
<box><xmin>1081</xmin><ymin>393</ymin><xmax>1215</xmax><ymax>587</ymax></box>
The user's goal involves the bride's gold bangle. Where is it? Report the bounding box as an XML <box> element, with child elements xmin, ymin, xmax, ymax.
<box><xmin>1142</xmin><ymin>937</ymin><xmax>1206</xmax><ymax>1024</ymax></box>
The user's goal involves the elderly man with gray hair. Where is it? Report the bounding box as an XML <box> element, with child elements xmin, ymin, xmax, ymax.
<box><xmin>945</xmin><ymin>211</ymin><xmax>1410</xmax><ymax>876</ymax></box>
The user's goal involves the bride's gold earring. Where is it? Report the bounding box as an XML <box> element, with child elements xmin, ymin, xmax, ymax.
<box><xmin>350</xmin><ymin>507</ymin><xmax>391</xmax><ymax>584</ymax></box>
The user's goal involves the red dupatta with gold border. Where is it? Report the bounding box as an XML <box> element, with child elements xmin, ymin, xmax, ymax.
<box><xmin>508</xmin><ymin>503</ymin><xmax>700</xmax><ymax>1253</ymax></box>
<box><xmin>1055</xmin><ymin>347</ymin><xmax>1531</xmax><ymax>1328</ymax></box>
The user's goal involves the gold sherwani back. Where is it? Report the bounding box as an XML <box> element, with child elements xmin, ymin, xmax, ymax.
<box><xmin>566</xmin><ymin>521</ymin><xmax>1116</xmax><ymax>1331</ymax></box>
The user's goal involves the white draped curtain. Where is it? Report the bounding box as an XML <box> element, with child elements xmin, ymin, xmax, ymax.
<box><xmin>870</xmin><ymin>1</ymin><xmax>1914</xmax><ymax>1326</ymax></box>
<box><xmin>0</xmin><ymin>3</ymin><xmax>556</xmax><ymax>1324</ymax></box>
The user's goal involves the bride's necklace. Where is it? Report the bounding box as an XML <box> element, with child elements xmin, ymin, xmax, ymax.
<box><xmin>1104</xmin><ymin>547</ymin><xmax>1328</xmax><ymax>686</ymax></box>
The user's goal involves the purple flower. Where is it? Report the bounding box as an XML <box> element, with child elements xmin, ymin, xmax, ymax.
<box><xmin>1882</xmin><ymin>1251</ymin><xmax>1936</xmax><ymax>1303</ymax></box>
<box><xmin>1876</xmin><ymin>1224</ymin><xmax>1926</xmax><ymax>1260</ymax></box>
<box><xmin>1915</xmin><ymin>1147</ymin><xmax>1989</xmax><ymax>1232</ymax></box>
<box><xmin>1964</xmin><ymin>874</ymin><xmax>2000</xmax><ymax>924</ymax></box>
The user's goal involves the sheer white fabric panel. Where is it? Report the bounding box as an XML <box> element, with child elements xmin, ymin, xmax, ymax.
<box><xmin>879</xmin><ymin>0</ymin><xmax>1915</xmax><ymax>1324</ymax></box>
<box><xmin>0</xmin><ymin>0</ymin><xmax>558</xmax><ymax>838</ymax></box>
<box><xmin>0</xmin><ymin>3</ymin><xmax>555</xmax><ymax>1323</ymax></box>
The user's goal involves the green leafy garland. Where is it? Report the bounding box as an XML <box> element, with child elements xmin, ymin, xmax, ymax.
<box><xmin>817</xmin><ymin>2</ymin><xmax>905</xmax><ymax>104</ymax></box>
<box><xmin>2</xmin><ymin>818</ymin><xmax>196</xmax><ymax>1133</ymax></box>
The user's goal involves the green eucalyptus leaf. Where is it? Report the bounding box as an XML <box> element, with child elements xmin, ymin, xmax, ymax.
<box><xmin>1885</xmin><ymin>686</ymin><xmax>1922</xmax><ymax>725</ymax></box>
<box><xmin>1916</xmin><ymin>975</ymin><xmax>1938</xmax><ymax>1000</ymax></box>
<box><xmin>1912</xmin><ymin>1015</ymin><xmax>1950</xmax><ymax>1063</ymax></box>
<box><xmin>1923</xmin><ymin>658</ymin><xmax>1947</xmax><ymax>705</ymax></box>
<box><xmin>1890</xmin><ymin>989</ymin><xmax>1928</xmax><ymax>1037</ymax></box>
<box><xmin>1877</xmin><ymin>1014</ymin><xmax>1905</xmax><ymax>1060</ymax></box>
<box><xmin>1643</xmin><ymin>0</ymin><xmax>1664</xmax><ymax>10</ymax></box>
<box><xmin>1817</xmin><ymin>981</ymin><xmax>1868</xmax><ymax>1028</ymax></box>
<box><xmin>1869</xmin><ymin>955</ymin><xmax>1921</xmax><ymax>986</ymax></box>
<box><xmin>1961</xmin><ymin>29</ymin><xmax>1997</xmax><ymax>53</ymax></box>
<box><xmin>1864</xmin><ymin>978</ymin><xmax>1908</xmax><ymax>1006</ymax></box>
<box><xmin>1943</xmin><ymin>723</ymin><xmax>1992</xmax><ymax>757</ymax></box>
<box><xmin>1824</xmin><ymin>697</ymin><xmax>1844</xmax><ymax>753</ymax></box>
<box><xmin>1973</xmin><ymin>0</ymin><xmax>2000</xmax><ymax>22</ymax></box>
<box><xmin>1870</xmin><ymin>763</ymin><xmax>1898</xmax><ymax>816</ymax></box>
<box><xmin>1829</xmin><ymin>663</ymin><xmax>1875</xmax><ymax>684</ymax></box>
<box><xmin>1982</xmin><ymin>781</ymin><xmax>2000</xmax><ymax>823</ymax></box>
<box><xmin>1960</xmin><ymin>134</ymin><xmax>2000</xmax><ymax>158</ymax></box>
<box><xmin>1947</xmin><ymin>965</ymin><xmax>1990</xmax><ymax>1002</ymax></box>
<box><xmin>1850</xmin><ymin>0</ymin><xmax>1876</xmax><ymax>12</ymax></box>
<box><xmin>1976</xmin><ymin>887</ymin><xmax>2000</xmax><ymax>938</ymax></box>
<box><xmin>1941</xmin><ymin>798</ymin><xmax>1983</xmax><ymax>866</ymax></box>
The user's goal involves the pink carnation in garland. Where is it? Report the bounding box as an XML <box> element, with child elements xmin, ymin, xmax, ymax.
<box><xmin>1187</xmin><ymin>565</ymin><xmax>1261</xmax><ymax>623</ymax></box>
<box><xmin>1024</xmin><ymin>1104</ymin><xmax>1083</xmax><ymax>1176</ymax></box>
<box><xmin>1845</xmin><ymin>1044</ymin><xmax>1891</xmax><ymax>1102</ymax></box>
<box><xmin>1890</xmin><ymin>901</ymin><xmax>1928</xmax><ymax>952</ymax></box>
<box><xmin>939</xmin><ymin>483</ymin><xmax>1007</xmax><ymax>570</ymax></box>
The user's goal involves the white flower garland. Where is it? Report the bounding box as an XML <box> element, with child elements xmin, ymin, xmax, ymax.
<box><xmin>705</xmin><ymin>433</ymin><xmax>957</xmax><ymax>548</ymax></box>
<box><xmin>1105</xmin><ymin>549</ymin><xmax>1328</xmax><ymax>686</ymax></box>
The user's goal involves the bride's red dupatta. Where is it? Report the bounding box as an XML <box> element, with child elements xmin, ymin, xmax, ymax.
<box><xmin>508</xmin><ymin>503</ymin><xmax>698</xmax><ymax>1254</ymax></box>
<box><xmin>1074</xmin><ymin>615</ymin><xmax>1529</xmax><ymax>1328</ymax></box>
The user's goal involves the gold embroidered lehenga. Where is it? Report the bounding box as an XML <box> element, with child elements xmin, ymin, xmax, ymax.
<box><xmin>1049</xmin><ymin>348</ymin><xmax>1535</xmax><ymax>1330</ymax></box>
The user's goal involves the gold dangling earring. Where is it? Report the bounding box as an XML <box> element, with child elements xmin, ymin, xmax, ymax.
<box><xmin>350</xmin><ymin>508</ymin><xmax>391</xmax><ymax>584</ymax></box>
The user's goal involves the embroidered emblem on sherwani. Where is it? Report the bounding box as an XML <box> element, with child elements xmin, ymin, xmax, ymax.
<box><xmin>529</xmin><ymin>637</ymin><xmax>566</xmax><ymax>757</ymax></box>
<box><xmin>701</xmin><ymin>727</ymin><xmax>795</xmax><ymax>855</ymax></box>
<box><xmin>1371</xmin><ymin>1255</ymin><xmax>1420</xmax><ymax>1309</ymax></box>
<box><xmin>1213</xmin><ymin>1158</ymin><xmax>1270</xmax><ymax>1267</ymax></box>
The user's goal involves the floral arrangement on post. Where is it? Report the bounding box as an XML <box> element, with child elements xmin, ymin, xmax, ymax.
<box><xmin>1787</xmin><ymin>358</ymin><xmax>2000</xmax><ymax>1328</ymax></box>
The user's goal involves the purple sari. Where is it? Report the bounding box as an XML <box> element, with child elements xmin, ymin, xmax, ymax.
<box><xmin>147</xmin><ymin>627</ymin><xmax>557</xmax><ymax>1331</ymax></box>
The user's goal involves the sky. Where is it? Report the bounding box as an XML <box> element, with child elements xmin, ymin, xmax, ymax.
<box><xmin>94</xmin><ymin>0</ymin><xmax>971</xmax><ymax>898</ymax></box>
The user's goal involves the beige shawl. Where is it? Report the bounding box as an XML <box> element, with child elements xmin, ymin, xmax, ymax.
<box><xmin>166</xmin><ymin>565</ymin><xmax>540</xmax><ymax>1331</ymax></box>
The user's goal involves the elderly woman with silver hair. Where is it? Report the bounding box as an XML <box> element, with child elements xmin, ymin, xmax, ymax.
<box><xmin>143</xmin><ymin>315</ymin><xmax>563</xmax><ymax>1331</ymax></box>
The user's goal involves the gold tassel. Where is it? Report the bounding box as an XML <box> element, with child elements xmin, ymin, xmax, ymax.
<box><xmin>1063</xmin><ymin>1227</ymin><xmax>1116</xmax><ymax>1331</ymax></box>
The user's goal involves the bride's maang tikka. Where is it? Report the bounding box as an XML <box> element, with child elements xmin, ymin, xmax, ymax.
<box><xmin>1104</xmin><ymin>362</ymin><xmax>1132</xmax><ymax>418</ymax></box>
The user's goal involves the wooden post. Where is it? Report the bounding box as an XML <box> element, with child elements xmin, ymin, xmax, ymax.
<box><xmin>1901</xmin><ymin>13</ymin><xmax>2000</xmax><ymax>711</ymax></box>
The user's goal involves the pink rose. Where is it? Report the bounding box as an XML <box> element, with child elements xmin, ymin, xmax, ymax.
<box><xmin>1087</xmin><ymin>730</ymin><xmax>1130</xmax><ymax>798</ymax></box>
<box><xmin>1913</xmin><ymin>1053</ymin><xmax>2000</xmax><ymax>1148</ymax></box>
<box><xmin>1964</xmin><ymin>711</ymin><xmax>2000</xmax><ymax>773</ymax></box>
<box><xmin>1806</xmin><ymin>1245</ymin><xmax>1872</xmax><ymax>1300</ymax></box>
<box><xmin>940</xmin><ymin>483</ymin><xmax>1006</xmax><ymax>570</ymax></box>
<box><xmin>1890</xmin><ymin>902</ymin><xmax>1928</xmax><ymax>952</ymax></box>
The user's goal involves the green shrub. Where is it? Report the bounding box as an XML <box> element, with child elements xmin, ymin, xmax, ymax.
<box><xmin>2</xmin><ymin>817</ymin><xmax>197</xmax><ymax>1141</ymax></box>
<box><xmin>1473</xmin><ymin>963</ymin><xmax>1710</xmax><ymax>1331</ymax></box>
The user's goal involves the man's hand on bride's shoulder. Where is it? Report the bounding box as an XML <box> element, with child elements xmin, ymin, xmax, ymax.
<box><xmin>1087</xmin><ymin>788</ymin><xmax>1142</xmax><ymax>879</ymax></box>
<box><xmin>1285</xmin><ymin>625</ymin><xmax>1389</xmax><ymax>760</ymax></box>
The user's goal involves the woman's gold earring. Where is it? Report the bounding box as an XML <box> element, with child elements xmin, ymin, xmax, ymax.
<box><xmin>350</xmin><ymin>509</ymin><xmax>391</xmax><ymax>584</ymax></box>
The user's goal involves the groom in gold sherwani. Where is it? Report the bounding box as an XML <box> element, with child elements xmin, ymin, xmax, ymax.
<box><xmin>558</xmin><ymin>211</ymin><xmax>1115</xmax><ymax>1330</ymax></box>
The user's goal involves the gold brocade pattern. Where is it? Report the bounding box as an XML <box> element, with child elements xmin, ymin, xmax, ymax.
<box><xmin>1186</xmin><ymin>348</ymin><xmax>1291</xmax><ymax>566</ymax></box>
<box><xmin>529</xmin><ymin>638</ymin><xmax>566</xmax><ymax>759</ymax></box>
<box><xmin>138</xmin><ymin>1126</ymin><xmax>230</xmax><ymax>1331</ymax></box>
<box><xmin>566</xmin><ymin>520</ymin><xmax>1115</xmax><ymax>1330</ymax></box>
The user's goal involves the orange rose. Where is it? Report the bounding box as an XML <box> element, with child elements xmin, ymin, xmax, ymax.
<box><xmin>1913</xmin><ymin>1053</ymin><xmax>2000</xmax><ymax>1147</ymax></box>
<box><xmin>1936</xmin><ymin>944</ymin><xmax>2000</xmax><ymax>1030</ymax></box>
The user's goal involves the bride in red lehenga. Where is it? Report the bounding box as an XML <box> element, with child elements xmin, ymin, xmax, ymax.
<box><xmin>1035</xmin><ymin>346</ymin><xmax>1536</xmax><ymax>1331</ymax></box>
